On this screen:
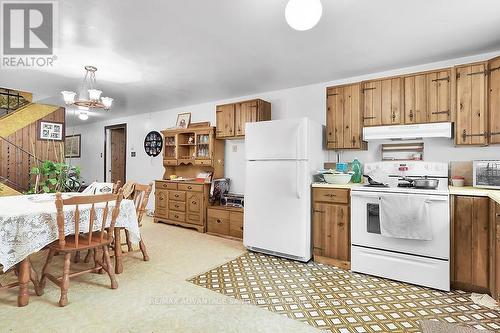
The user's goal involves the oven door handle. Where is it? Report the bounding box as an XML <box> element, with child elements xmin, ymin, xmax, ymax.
<box><xmin>350</xmin><ymin>192</ymin><xmax>382</xmax><ymax>199</ymax></box>
<box><xmin>424</xmin><ymin>198</ymin><xmax>448</xmax><ymax>203</ymax></box>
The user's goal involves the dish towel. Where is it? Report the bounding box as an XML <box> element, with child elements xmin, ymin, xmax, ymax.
<box><xmin>379</xmin><ymin>195</ymin><xmax>433</xmax><ymax>240</ymax></box>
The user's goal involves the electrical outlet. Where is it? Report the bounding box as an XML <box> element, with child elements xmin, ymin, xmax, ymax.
<box><xmin>232</xmin><ymin>145</ymin><xmax>238</xmax><ymax>152</ymax></box>
<box><xmin>131</xmin><ymin>152</ymin><xmax>136</xmax><ymax>157</ymax></box>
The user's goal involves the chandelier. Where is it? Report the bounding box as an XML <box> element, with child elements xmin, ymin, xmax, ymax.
<box><xmin>61</xmin><ymin>65</ymin><xmax>113</xmax><ymax>120</ymax></box>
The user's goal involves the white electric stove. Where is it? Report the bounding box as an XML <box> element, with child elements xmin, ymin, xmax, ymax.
<box><xmin>350</xmin><ymin>161</ymin><xmax>450</xmax><ymax>291</ymax></box>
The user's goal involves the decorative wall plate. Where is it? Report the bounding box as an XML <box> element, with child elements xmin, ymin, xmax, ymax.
<box><xmin>144</xmin><ymin>131</ymin><xmax>163</xmax><ymax>157</ymax></box>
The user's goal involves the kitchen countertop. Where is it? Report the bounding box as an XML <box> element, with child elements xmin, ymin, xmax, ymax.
<box><xmin>311</xmin><ymin>182</ymin><xmax>363</xmax><ymax>189</ymax></box>
<box><xmin>449</xmin><ymin>186</ymin><xmax>500</xmax><ymax>204</ymax></box>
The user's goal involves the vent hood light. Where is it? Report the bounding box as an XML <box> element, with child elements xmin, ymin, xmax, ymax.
<box><xmin>363</xmin><ymin>122</ymin><xmax>453</xmax><ymax>141</ymax></box>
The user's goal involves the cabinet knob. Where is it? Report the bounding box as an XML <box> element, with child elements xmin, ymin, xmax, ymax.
<box><xmin>175</xmin><ymin>215</ymin><xmax>179</xmax><ymax>218</ymax></box>
<box><xmin>192</xmin><ymin>201</ymin><xmax>197</xmax><ymax>204</ymax></box>
<box><xmin>187</xmin><ymin>186</ymin><xmax>192</xmax><ymax>190</ymax></box>
<box><xmin>175</xmin><ymin>194</ymin><xmax>179</xmax><ymax>198</ymax></box>
<box><xmin>216</xmin><ymin>219</ymin><xmax>222</xmax><ymax>224</ymax></box>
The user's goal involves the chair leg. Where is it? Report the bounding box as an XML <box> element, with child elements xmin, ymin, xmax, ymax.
<box><xmin>114</xmin><ymin>228</ymin><xmax>123</xmax><ymax>274</ymax></box>
<box><xmin>93</xmin><ymin>248</ymin><xmax>104</xmax><ymax>274</ymax></box>
<box><xmin>40</xmin><ymin>248</ymin><xmax>55</xmax><ymax>291</ymax></box>
<box><xmin>28</xmin><ymin>258</ymin><xmax>43</xmax><ymax>296</ymax></box>
<box><xmin>124</xmin><ymin>229</ymin><xmax>133</xmax><ymax>252</ymax></box>
<box><xmin>139</xmin><ymin>239</ymin><xmax>150</xmax><ymax>261</ymax></box>
<box><xmin>83</xmin><ymin>249</ymin><xmax>92</xmax><ymax>263</ymax></box>
<box><xmin>58</xmin><ymin>253</ymin><xmax>71</xmax><ymax>307</ymax></box>
<box><xmin>102</xmin><ymin>246</ymin><xmax>118</xmax><ymax>289</ymax></box>
<box><xmin>73</xmin><ymin>251</ymin><xmax>81</xmax><ymax>263</ymax></box>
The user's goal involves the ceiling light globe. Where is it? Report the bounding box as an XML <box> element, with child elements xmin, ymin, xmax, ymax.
<box><xmin>285</xmin><ymin>0</ymin><xmax>322</xmax><ymax>31</ymax></box>
<box><xmin>101</xmin><ymin>97</ymin><xmax>113</xmax><ymax>109</ymax></box>
<box><xmin>88</xmin><ymin>89</ymin><xmax>102</xmax><ymax>101</ymax></box>
<box><xmin>61</xmin><ymin>91</ymin><xmax>76</xmax><ymax>104</ymax></box>
<box><xmin>78</xmin><ymin>111</ymin><xmax>89</xmax><ymax>121</ymax></box>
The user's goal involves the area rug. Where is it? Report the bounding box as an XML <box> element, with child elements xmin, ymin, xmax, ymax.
<box><xmin>188</xmin><ymin>252</ymin><xmax>500</xmax><ymax>333</ymax></box>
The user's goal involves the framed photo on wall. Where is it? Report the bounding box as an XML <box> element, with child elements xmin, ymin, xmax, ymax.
<box><xmin>38</xmin><ymin>121</ymin><xmax>64</xmax><ymax>141</ymax></box>
<box><xmin>65</xmin><ymin>134</ymin><xmax>81</xmax><ymax>158</ymax></box>
<box><xmin>176</xmin><ymin>112</ymin><xmax>191</xmax><ymax>129</ymax></box>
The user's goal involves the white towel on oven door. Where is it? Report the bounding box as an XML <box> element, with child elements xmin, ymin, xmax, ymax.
<box><xmin>379</xmin><ymin>195</ymin><xmax>432</xmax><ymax>241</ymax></box>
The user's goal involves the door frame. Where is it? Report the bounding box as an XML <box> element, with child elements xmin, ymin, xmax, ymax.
<box><xmin>104</xmin><ymin>123</ymin><xmax>127</xmax><ymax>182</ymax></box>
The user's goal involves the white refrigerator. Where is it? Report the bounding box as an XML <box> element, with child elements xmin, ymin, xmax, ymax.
<box><xmin>243</xmin><ymin>117</ymin><xmax>324</xmax><ymax>262</ymax></box>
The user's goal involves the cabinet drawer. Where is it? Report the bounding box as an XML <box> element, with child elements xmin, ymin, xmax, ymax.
<box><xmin>169</xmin><ymin>190</ymin><xmax>186</xmax><ymax>201</ymax></box>
<box><xmin>163</xmin><ymin>160</ymin><xmax>177</xmax><ymax>166</ymax></box>
<box><xmin>169</xmin><ymin>211</ymin><xmax>185</xmax><ymax>222</ymax></box>
<box><xmin>229</xmin><ymin>212</ymin><xmax>244</xmax><ymax>238</ymax></box>
<box><xmin>187</xmin><ymin>214</ymin><xmax>203</xmax><ymax>226</ymax></box>
<box><xmin>313</xmin><ymin>188</ymin><xmax>349</xmax><ymax>204</ymax></box>
<box><xmin>178</xmin><ymin>183</ymin><xmax>204</xmax><ymax>192</ymax></box>
<box><xmin>208</xmin><ymin>215</ymin><xmax>230</xmax><ymax>235</ymax></box>
<box><xmin>208</xmin><ymin>208</ymin><xmax>230</xmax><ymax>220</ymax></box>
<box><xmin>154</xmin><ymin>208</ymin><xmax>167</xmax><ymax>218</ymax></box>
<box><xmin>169</xmin><ymin>200</ymin><xmax>185</xmax><ymax>212</ymax></box>
<box><xmin>156</xmin><ymin>182</ymin><xmax>177</xmax><ymax>190</ymax></box>
<box><xmin>195</xmin><ymin>160</ymin><xmax>212</xmax><ymax>166</ymax></box>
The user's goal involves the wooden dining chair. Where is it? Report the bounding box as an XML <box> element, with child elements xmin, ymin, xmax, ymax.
<box><xmin>39</xmin><ymin>189</ymin><xmax>123</xmax><ymax>307</ymax></box>
<box><xmin>121</xmin><ymin>182</ymin><xmax>152</xmax><ymax>261</ymax></box>
<box><xmin>1</xmin><ymin>259</ymin><xmax>42</xmax><ymax>306</ymax></box>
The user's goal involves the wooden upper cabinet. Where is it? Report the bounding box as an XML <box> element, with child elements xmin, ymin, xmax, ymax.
<box><xmin>326</xmin><ymin>83</ymin><xmax>366</xmax><ymax>150</ymax></box>
<box><xmin>455</xmin><ymin>63</ymin><xmax>488</xmax><ymax>145</ymax></box>
<box><xmin>489</xmin><ymin>57</ymin><xmax>500</xmax><ymax>144</ymax></box>
<box><xmin>404</xmin><ymin>69</ymin><xmax>451</xmax><ymax>124</ymax></box>
<box><xmin>362</xmin><ymin>77</ymin><xmax>403</xmax><ymax>126</ymax></box>
<box><xmin>216</xmin><ymin>104</ymin><xmax>235</xmax><ymax>138</ymax></box>
<box><xmin>216</xmin><ymin>99</ymin><xmax>271</xmax><ymax>139</ymax></box>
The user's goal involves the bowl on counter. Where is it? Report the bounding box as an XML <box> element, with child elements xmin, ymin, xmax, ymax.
<box><xmin>323</xmin><ymin>172</ymin><xmax>352</xmax><ymax>185</ymax></box>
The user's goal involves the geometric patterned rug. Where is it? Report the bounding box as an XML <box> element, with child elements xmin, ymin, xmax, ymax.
<box><xmin>188</xmin><ymin>252</ymin><xmax>500</xmax><ymax>333</ymax></box>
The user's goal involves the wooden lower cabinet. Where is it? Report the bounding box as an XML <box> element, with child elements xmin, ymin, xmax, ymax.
<box><xmin>451</xmin><ymin>195</ymin><xmax>500</xmax><ymax>300</ymax></box>
<box><xmin>312</xmin><ymin>188</ymin><xmax>350</xmax><ymax>269</ymax></box>
<box><xmin>154</xmin><ymin>180</ymin><xmax>209</xmax><ymax>232</ymax></box>
<box><xmin>207</xmin><ymin>206</ymin><xmax>244</xmax><ymax>240</ymax></box>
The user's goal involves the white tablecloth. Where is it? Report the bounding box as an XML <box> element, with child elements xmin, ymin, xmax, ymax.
<box><xmin>0</xmin><ymin>193</ymin><xmax>140</xmax><ymax>271</ymax></box>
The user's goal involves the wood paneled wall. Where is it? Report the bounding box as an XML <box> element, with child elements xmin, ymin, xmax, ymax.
<box><xmin>0</xmin><ymin>107</ymin><xmax>65</xmax><ymax>191</ymax></box>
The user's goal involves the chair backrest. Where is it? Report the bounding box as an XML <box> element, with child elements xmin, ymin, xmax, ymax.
<box><xmin>131</xmin><ymin>183</ymin><xmax>152</xmax><ymax>224</ymax></box>
<box><xmin>54</xmin><ymin>189</ymin><xmax>124</xmax><ymax>248</ymax></box>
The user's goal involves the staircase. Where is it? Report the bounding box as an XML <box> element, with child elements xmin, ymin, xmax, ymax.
<box><xmin>0</xmin><ymin>96</ymin><xmax>65</xmax><ymax>196</ymax></box>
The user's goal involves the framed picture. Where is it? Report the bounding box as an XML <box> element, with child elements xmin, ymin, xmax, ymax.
<box><xmin>65</xmin><ymin>134</ymin><xmax>81</xmax><ymax>158</ymax></box>
<box><xmin>176</xmin><ymin>112</ymin><xmax>191</xmax><ymax>129</ymax></box>
<box><xmin>38</xmin><ymin>121</ymin><xmax>64</xmax><ymax>141</ymax></box>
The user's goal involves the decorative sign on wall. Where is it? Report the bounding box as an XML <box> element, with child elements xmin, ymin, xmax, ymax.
<box><xmin>144</xmin><ymin>131</ymin><xmax>163</xmax><ymax>157</ymax></box>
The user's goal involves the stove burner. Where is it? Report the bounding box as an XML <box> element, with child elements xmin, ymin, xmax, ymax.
<box><xmin>364</xmin><ymin>184</ymin><xmax>388</xmax><ymax>188</ymax></box>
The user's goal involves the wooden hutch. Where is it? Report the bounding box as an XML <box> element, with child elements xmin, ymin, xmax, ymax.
<box><xmin>154</xmin><ymin>125</ymin><xmax>224</xmax><ymax>232</ymax></box>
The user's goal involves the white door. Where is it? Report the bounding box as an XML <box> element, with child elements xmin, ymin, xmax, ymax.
<box><xmin>244</xmin><ymin>160</ymin><xmax>311</xmax><ymax>260</ymax></box>
<box><xmin>245</xmin><ymin>118</ymin><xmax>308</xmax><ymax>161</ymax></box>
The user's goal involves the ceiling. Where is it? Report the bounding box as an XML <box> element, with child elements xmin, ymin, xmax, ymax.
<box><xmin>2</xmin><ymin>0</ymin><xmax>500</xmax><ymax>125</ymax></box>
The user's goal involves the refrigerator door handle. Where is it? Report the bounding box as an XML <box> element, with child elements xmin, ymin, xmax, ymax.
<box><xmin>295</xmin><ymin>130</ymin><xmax>302</xmax><ymax>199</ymax></box>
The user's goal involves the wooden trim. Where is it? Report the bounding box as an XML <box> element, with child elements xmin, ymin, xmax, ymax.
<box><xmin>103</xmin><ymin>123</ymin><xmax>127</xmax><ymax>182</ymax></box>
<box><xmin>154</xmin><ymin>217</ymin><xmax>205</xmax><ymax>233</ymax></box>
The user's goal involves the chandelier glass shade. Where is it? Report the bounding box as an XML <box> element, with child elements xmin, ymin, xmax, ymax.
<box><xmin>61</xmin><ymin>65</ymin><xmax>113</xmax><ymax>111</ymax></box>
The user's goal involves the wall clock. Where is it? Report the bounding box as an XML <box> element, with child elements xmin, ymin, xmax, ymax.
<box><xmin>144</xmin><ymin>131</ymin><xmax>163</xmax><ymax>157</ymax></box>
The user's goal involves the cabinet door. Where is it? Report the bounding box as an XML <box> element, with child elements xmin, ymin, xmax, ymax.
<box><xmin>155</xmin><ymin>189</ymin><xmax>168</xmax><ymax>216</ymax></box>
<box><xmin>493</xmin><ymin>202</ymin><xmax>500</xmax><ymax>301</ymax></box>
<box><xmin>216</xmin><ymin>104</ymin><xmax>235</xmax><ymax>138</ymax></box>
<box><xmin>342</xmin><ymin>84</ymin><xmax>363</xmax><ymax>149</ymax></box>
<box><xmin>326</xmin><ymin>87</ymin><xmax>343</xmax><ymax>148</ymax></box>
<box><xmin>363</xmin><ymin>78</ymin><xmax>402</xmax><ymax>126</ymax></box>
<box><xmin>404</xmin><ymin>74</ymin><xmax>427</xmax><ymax>124</ymax></box>
<box><xmin>489</xmin><ymin>57</ymin><xmax>500</xmax><ymax>144</ymax></box>
<box><xmin>312</xmin><ymin>203</ymin><xmax>350</xmax><ymax>261</ymax></box>
<box><xmin>456</xmin><ymin>64</ymin><xmax>488</xmax><ymax>145</ymax></box>
<box><xmin>186</xmin><ymin>192</ymin><xmax>203</xmax><ymax>225</ymax></box>
<box><xmin>427</xmin><ymin>70</ymin><xmax>451</xmax><ymax>122</ymax></box>
<box><xmin>234</xmin><ymin>100</ymin><xmax>258</xmax><ymax>137</ymax></box>
<box><xmin>453</xmin><ymin>196</ymin><xmax>489</xmax><ymax>290</ymax></box>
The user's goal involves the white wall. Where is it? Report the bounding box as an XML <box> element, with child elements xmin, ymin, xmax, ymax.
<box><xmin>67</xmin><ymin>50</ymin><xmax>500</xmax><ymax>208</ymax></box>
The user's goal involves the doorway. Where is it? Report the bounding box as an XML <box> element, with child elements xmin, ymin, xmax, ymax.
<box><xmin>104</xmin><ymin>124</ymin><xmax>127</xmax><ymax>184</ymax></box>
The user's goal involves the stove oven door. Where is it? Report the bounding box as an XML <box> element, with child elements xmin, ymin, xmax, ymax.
<box><xmin>350</xmin><ymin>191</ymin><xmax>449</xmax><ymax>260</ymax></box>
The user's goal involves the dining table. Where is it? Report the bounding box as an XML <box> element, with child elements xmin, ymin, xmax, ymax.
<box><xmin>0</xmin><ymin>193</ymin><xmax>140</xmax><ymax>307</ymax></box>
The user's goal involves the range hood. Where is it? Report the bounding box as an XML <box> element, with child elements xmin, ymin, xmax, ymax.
<box><xmin>363</xmin><ymin>122</ymin><xmax>453</xmax><ymax>141</ymax></box>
